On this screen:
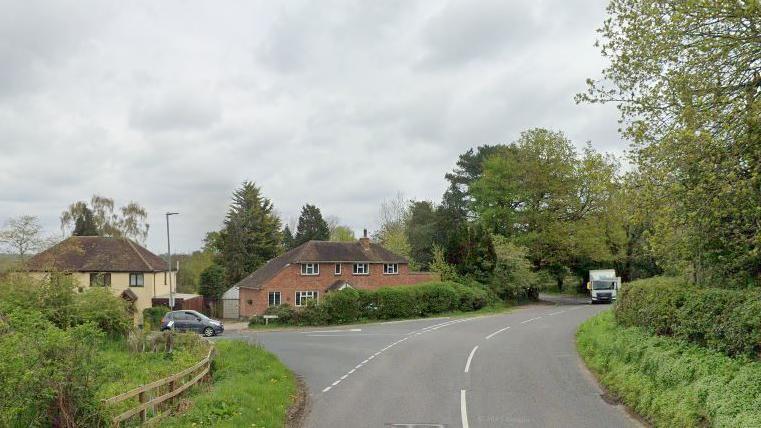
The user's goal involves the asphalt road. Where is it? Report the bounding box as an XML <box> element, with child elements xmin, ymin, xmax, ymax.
<box><xmin>220</xmin><ymin>296</ymin><xmax>640</xmax><ymax>428</ymax></box>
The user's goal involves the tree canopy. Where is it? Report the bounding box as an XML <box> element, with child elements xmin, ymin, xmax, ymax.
<box><xmin>579</xmin><ymin>0</ymin><xmax>761</xmax><ymax>287</ymax></box>
<box><xmin>218</xmin><ymin>182</ymin><xmax>282</xmax><ymax>285</ymax></box>
<box><xmin>60</xmin><ymin>195</ymin><xmax>149</xmax><ymax>243</ymax></box>
<box><xmin>293</xmin><ymin>204</ymin><xmax>330</xmax><ymax>246</ymax></box>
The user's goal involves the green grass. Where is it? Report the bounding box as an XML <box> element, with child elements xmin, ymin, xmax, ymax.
<box><xmin>157</xmin><ymin>340</ymin><xmax>297</xmax><ymax>428</ymax></box>
<box><xmin>96</xmin><ymin>337</ymin><xmax>209</xmax><ymax>399</ymax></box>
<box><xmin>246</xmin><ymin>302</ymin><xmax>513</xmax><ymax>331</ymax></box>
<box><xmin>577</xmin><ymin>311</ymin><xmax>761</xmax><ymax>427</ymax></box>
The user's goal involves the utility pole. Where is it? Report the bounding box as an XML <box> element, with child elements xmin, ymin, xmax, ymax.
<box><xmin>165</xmin><ymin>212</ymin><xmax>179</xmax><ymax>309</ymax></box>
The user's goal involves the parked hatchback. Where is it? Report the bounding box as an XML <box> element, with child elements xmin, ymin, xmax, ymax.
<box><xmin>161</xmin><ymin>310</ymin><xmax>224</xmax><ymax>337</ymax></box>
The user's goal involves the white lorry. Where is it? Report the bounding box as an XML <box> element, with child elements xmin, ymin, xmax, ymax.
<box><xmin>587</xmin><ymin>269</ymin><xmax>621</xmax><ymax>304</ymax></box>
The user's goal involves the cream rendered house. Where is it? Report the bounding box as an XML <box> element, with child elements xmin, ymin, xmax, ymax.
<box><xmin>26</xmin><ymin>236</ymin><xmax>175</xmax><ymax>323</ymax></box>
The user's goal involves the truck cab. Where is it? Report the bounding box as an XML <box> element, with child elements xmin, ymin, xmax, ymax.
<box><xmin>587</xmin><ymin>269</ymin><xmax>621</xmax><ymax>304</ymax></box>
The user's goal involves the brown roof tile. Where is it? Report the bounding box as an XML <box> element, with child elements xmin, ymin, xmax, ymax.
<box><xmin>26</xmin><ymin>236</ymin><xmax>171</xmax><ymax>272</ymax></box>
<box><xmin>235</xmin><ymin>240</ymin><xmax>407</xmax><ymax>290</ymax></box>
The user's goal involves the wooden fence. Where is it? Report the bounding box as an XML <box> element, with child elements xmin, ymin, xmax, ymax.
<box><xmin>102</xmin><ymin>346</ymin><xmax>214</xmax><ymax>426</ymax></box>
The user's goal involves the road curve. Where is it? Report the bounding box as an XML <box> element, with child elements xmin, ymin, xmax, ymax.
<box><xmin>225</xmin><ymin>298</ymin><xmax>640</xmax><ymax>428</ymax></box>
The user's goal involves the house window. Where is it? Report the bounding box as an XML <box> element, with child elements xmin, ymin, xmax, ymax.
<box><xmin>383</xmin><ymin>264</ymin><xmax>399</xmax><ymax>274</ymax></box>
<box><xmin>300</xmin><ymin>263</ymin><xmax>319</xmax><ymax>275</ymax></box>
<box><xmin>164</xmin><ymin>272</ymin><xmax>167</xmax><ymax>284</ymax></box>
<box><xmin>268</xmin><ymin>291</ymin><xmax>281</xmax><ymax>306</ymax></box>
<box><xmin>89</xmin><ymin>273</ymin><xmax>111</xmax><ymax>287</ymax></box>
<box><xmin>295</xmin><ymin>291</ymin><xmax>318</xmax><ymax>306</ymax></box>
<box><xmin>129</xmin><ymin>273</ymin><xmax>144</xmax><ymax>287</ymax></box>
<box><xmin>334</xmin><ymin>263</ymin><xmax>341</xmax><ymax>275</ymax></box>
<box><xmin>353</xmin><ymin>263</ymin><xmax>369</xmax><ymax>275</ymax></box>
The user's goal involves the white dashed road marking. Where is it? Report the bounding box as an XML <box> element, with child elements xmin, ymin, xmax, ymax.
<box><xmin>464</xmin><ymin>346</ymin><xmax>478</xmax><ymax>373</ymax></box>
<box><xmin>320</xmin><ymin>317</ymin><xmax>474</xmax><ymax>394</ymax></box>
<box><xmin>520</xmin><ymin>316</ymin><xmax>542</xmax><ymax>324</ymax></box>
<box><xmin>461</xmin><ymin>390</ymin><xmax>469</xmax><ymax>428</ymax></box>
<box><xmin>485</xmin><ymin>326</ymin><xmax>510</xmax><ymax>340</ymax></box>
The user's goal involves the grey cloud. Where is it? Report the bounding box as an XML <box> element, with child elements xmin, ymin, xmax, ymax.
<box><xmin>128</xmin><ymin>91</ymin><xmax>221</xmax><ymax>133</ymax></box>
<box><xmin>420</xmin><ymin>0</ymin><xmax>541</xmax><ymax>67</ymax></box>
<box><xmin>0</xmin><ymin>0</ymin><xmax>619</xmax><ymax>253</ymax></box>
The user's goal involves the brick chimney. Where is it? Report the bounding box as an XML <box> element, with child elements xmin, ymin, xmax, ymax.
<box><xmin>359</xmin><ymin>228</ymin><xmax>370</xmax><ymax>250</ymax></box>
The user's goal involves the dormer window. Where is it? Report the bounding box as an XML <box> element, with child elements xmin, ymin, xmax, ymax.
<box><xmin>300</xmin><ymin>263</ymin><xmax>319</xmax><ymax>275</ymax></box>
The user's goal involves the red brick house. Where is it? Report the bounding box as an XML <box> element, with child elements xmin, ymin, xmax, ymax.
<box><xmin>234</xmin><ymin>235</ymin><xmax>437</xmax><ymax>318</ymax></box>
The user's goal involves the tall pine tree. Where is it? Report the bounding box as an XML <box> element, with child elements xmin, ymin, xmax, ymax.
<box><xmin>282</xmin><ymin>225</ymin><xmax>295</xmax><ymax>250</ymax></box>
<box><xmin>219</xmin><ymin>182</ymin><xmax>282</xmax><ymax>284</ymax></box>
<box><xmin>294</xmin><ymin>204</ymin><xmax>330</xmax><ymax>246</ymax></box>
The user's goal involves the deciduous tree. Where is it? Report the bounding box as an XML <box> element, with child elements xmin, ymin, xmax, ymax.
<box><xmin>0</xmin><ymin>216</ymin><xmax>44</xmax><ymax>260</ymax></box>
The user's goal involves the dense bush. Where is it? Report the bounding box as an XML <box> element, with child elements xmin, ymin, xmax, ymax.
<box><xmin>0</xmin><ymin>273</ymin><xmax>134</xmax><ymax>336</ymax></box>
<box><xmin>142</xmin><ymin>305</ymin><xmax>170</xmax><ymax>331</ymax></box>
<box><xmin>320</xmin><ymin>288</ymin><xmax>362</xmax><ymax>323</ymax></box>
<box><xmin>0</xmin><ymin>307</ymin><xmax>107</xmax><ymax>427</ymax></box>
<box><xmin>73</xmin><ymin>288</ymin><xmax>133</xmax><ymax>336</ymax></box>
<box><xmin>615</xmin><ymin>276</ymin><xmax>761</xmax><ymax>359</ymax></box>
<box><xmin>578</xmin><ymin>311</ymin><xmax>761</xmax><ymax>427</ymax></box>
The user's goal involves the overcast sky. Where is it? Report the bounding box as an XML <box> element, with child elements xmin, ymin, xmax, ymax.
<box><xmin>0</xmin><ymin>0</ymin><xmax>622</xmax><ymax>254</ymax></box>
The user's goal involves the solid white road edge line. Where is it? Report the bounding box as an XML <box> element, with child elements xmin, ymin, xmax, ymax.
<box><xmin>464</xmin><ymin>345</ymin><xmax>479</xmax><ymax>373</ymax></box>
<box><xmin>485</xmin><ymin>326</ymin><xmax>510</xmax><ymax>340</ymax></box>
<box><xmin>461</xmin><ymin>389</ymin><xmax>469</xmax><ymax>428</ymax></box>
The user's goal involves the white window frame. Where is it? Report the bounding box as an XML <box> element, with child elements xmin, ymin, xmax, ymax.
<box><xmin>129</xmin><ymin>272</ymin><xmax>144</xmax><ymax>287</ymax></box>
<box><xmin>300</xmin><ymin>263</ymin><xmax>319</xmax><ymax>276</ymax></box>
<box><xmin>334</xmin><ymin>263</ymin><xmax>341</xmax><ymax>275</ymax></box>
<box><xmin>268</xmin><ymin>291</ymin><xmax>281</xmax><ymax>306</ymax></box>
<box><xmin>295</xmin><ymin>291</ymin><xmax>319</xmax><ymax>306</ymax></box>
<box><xmin>383</xmin><ymin>263</ymin><xmax>399</xmax><ymax>275</ymax></box>
<box><xmin>352</xmin><ymin>263</ymin><xmax>369</xmax><ymax>275</ymax></box>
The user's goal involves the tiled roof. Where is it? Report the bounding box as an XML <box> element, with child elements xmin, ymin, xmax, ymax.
<box><xmin>235</xmin><ymin>240</ymin><xmax>407</xmax><ymax>290</ymax></box>
<box><xmin>26</xmin><ymin>236</ymin><xmax>171</xmax><ymax>273</ymax></box>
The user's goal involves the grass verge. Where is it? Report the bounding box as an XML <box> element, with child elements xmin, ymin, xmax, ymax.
<box><xmin>157</xmin><ymin>340</ymin><xmax>297</xmax><ymax>427</ymax></box>
<box><xmin>245</xmin><ymin>302</ymin><xmax>513</xmax><ymax>331</ymax></box>
<box><xmin>576</xmin><ymin>311</ymin><xmax>761</xmax><ymax>427</ymax></box>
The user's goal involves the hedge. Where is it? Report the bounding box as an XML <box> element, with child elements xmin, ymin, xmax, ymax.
<box><xmin>577</xmin><ymin>311</ymin><xmax>761</xmax><ymax>427</ymax></box>
<box><xmin>249</xmin><ymin>281</ymin><xmax>495</xmax><ymax>327</ymax></box>
<box><xmin>614</xmin><ymin>276</ymin><xmax>761</xmax><ymax>359</ymax></box>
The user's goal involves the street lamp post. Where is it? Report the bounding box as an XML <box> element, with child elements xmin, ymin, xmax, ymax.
<box><xmin>165</xmin><ymin>212</ymin><xmax>179</xmax><ymax>309</ymax></box>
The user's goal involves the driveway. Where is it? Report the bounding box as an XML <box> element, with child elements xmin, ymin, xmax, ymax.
<box><xmin>219</xmin><ymin>297</ymin><xmax>640</xmax><ymax>428</ymax></box>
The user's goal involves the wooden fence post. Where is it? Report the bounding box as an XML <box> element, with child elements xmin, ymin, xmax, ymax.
<box><xmin>138</xmin><ymin>391</ymin><xmax>147</xmax><ymax>423</ymax></box>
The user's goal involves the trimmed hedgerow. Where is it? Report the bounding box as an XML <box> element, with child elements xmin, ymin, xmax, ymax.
<box><xmin>614</xmin><ymin>276</ymin><xmax>761</xmax><ymax>359</ymax></box>
<box><xmin>577</xmin><ymin>311</ymin><xmax>761</xmax><ymax>427</ymax></box>
<box><xmin>249</xmin><ymin>281</ymin><xmax>497</xmax><ymax>327</ymax></box>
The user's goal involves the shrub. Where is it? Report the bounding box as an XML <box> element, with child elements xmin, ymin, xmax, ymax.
<box><xmin>265</xmin><ymin>303</ymin><xmax>297</xmax><ymax>323</ymax></box>
<box><xmin>451</xmin><ymin>282</ymin><xmax>491</xmax><ymax>311</ymax></box>
<box><xmin>375</xmin><ymin>287</ymin><xmax>421</xmax><ymax>319</ymax></box>
<box><xmin>297</xmin><ymin>299</ymin><xmax>330</xmax><ymax>325</ymax></box>
<box><xmin>0</xmin><ymin>307</ymin><xmax>107</xmax><ymax>427</ymax></box>
<box><xmin>614</xmin><ymin>276</ymin><xmax>688</xmax><ymax>335</ymax></box>
<box><xmin>320</xmin><ymin>288</ymin><xmax>361</xmax><ymax>324</ymax></box>
<box><xmin>72</xmin><ymin>288</ymin><xmax>133</xmax><ymax>336</ymax></box>
<box><xmin>143</xmin><ymin>306</ymin><xmax>170</xmax><ymax>331</ymax></box>
<box><xmin>615</xmin><ymin>276</ymin><xmax>761</xmax><ymax>359</ymax></box>
<box><xmin>417</xmin><ymin>283</ymin><xmax>458</xmax><ymax>315</ymax></box>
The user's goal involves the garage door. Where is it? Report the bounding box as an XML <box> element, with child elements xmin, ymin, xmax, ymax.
<box><xmin>222</xmin><ymin>299</ymin><xmax>240</xmax><ymax>319</ymax></box>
